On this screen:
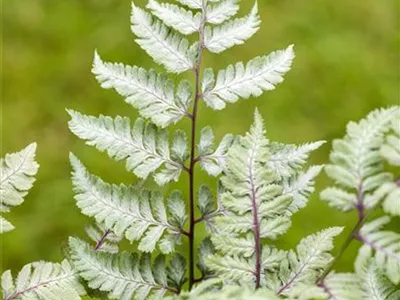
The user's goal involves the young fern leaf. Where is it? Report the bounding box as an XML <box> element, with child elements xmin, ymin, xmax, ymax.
<box><xmin>273</xmin><ymin>227</ymin><xmax>343</xmax><ymax>295</ymax></box>
<box><xmin>1</xmin><ymin>260</ymin><xmax>85</xmax><ymax>300</ymax></box>
<box><xmin>0</xmin><ymin>143</ymin><xmax>39</xmax><ymax>233</ymax></box>
<box><xmin>321</xmin><ymin>107</ymin><xmax>399</xmax><ymax>212</ymax></box>
<box><xmin>203</xmin><ymin>2</ymin><xmax>261</xmax><ymax>53</ymax></box>
<box><xmin>146</xmin><ymin>0</ymin><xmax>201</xmax><ymax>35</ymax></box>
<box><xmin>70</xmin><ymin>154</ymin><xmax>186</xmax><ymax>254</ymax></box>
<box><xmin>67</xmin><ymin>111</ymin><xmax>186</xmax><ymax>185</ymax></box>
<box><xmin>202</xmin><ymin>45</ymin><xmax>295</xmax><ymax>110</ymax></box>
<box><xmin>92</xmin><ymin>52</ymin><xmax>192</xmax><ymax>127</ymax></box>
<box><xmin>206</xmin><ymin>0</ymin><xmax>240</xmax><ymax>25</ymax></box>
<box><xmin>69</xmin><ymin>237</ymin><xmax>186</xmax><ymax>300</ymax></box>
<box><xmin>381</xmin><ymin>117</ymin><xmax>400</xmax><ymax>166</ymax></box>
<box><xmin>131</xmin><ymin>3</ymin><xmax>197</xmax><ymax>73</ymax></box>
<box><xmin>355</xmin><ymin>216</ymin><xmax>400</xmax><ymax>285</ymax></box>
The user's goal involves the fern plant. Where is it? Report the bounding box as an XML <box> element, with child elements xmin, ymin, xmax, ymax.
<box><xmin>2</xmin><ymin>0</ymin><xmax>399</xmax><ymax>299</ymax></box>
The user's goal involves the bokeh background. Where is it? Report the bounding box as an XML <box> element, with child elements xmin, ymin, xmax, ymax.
<box><xmin>2</xmin><ymin>0</ymin><xmax>399</xmax><ymax>296</ymax></box>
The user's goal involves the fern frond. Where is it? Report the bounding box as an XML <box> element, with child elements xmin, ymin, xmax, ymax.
<box><xmin>282</xmin><ymin>165</ymin><xmax>324</xmax><ymax>213</ymax></box>
<box><xmin>70</xmin><ymin>155</ymin><xmax>186</xmax><ymax>254</ymax></box>
<box><xmin>69</xmin><ymin>237</ymin><xmax>186</xmax><ymax>300</ymax></box>
<box><xmin>267</xmin><ymin>141</ymin><xmax>325</xmax><ymax>179</ymax></box>
<box><xmin>196</xmin><ymin>237</ymin><xmax>215</xmax><ymax>277</ymax></box>
<box><xmin>1</xmin><ymin>260</ymin><xmax>85</xmax><ymax>300</ymax></box>
<box><xmin>322</xmin><ymin>107</ymin><xmax>399</xmax><ymax>211</ymax></box>
<box><xmin>211</xmin><ymin>234</ymin><xmax>255</xmax><ymax>257</ymax></box>
<box><xmin>204</xmin><ymin>3</ymin><xmax>260</xmax><ymax>53</ymax></box>
<box><xmin>206</xmin><ymin>0</ymin><xmax>240</xmax><ymax>25</ymax></box>
<box><xmin>285</xmin><ymin>284</ymin><xmax>327</xmax><ymax>300</ymax></box>
<box><xmin>361</xmin><ymin>261</ymin><xmax>400</xmax><ymax>300</ymax></box>
<box><xmin>85</xmin><ymin>223</ymin><xmax>122</xmax><ymax>253</ymax></box>
<box><xmin>273</xmin><ymin>227</ymin><xmax>343</xmax><ymax>295</ymax></box>
<box><xmin>321</xmin><ymin>272</ymin><xmax>363</xmax><ymax>300</ymax></box>
<box><xmin>202</xmin><ymin>45</ymin><xmax>295</xmax><ymax>110</ymax></box>
<box><xmin>176</xmin><ymin>0</ymin><xmax>202</xmax><ymax>10</ymax></box>
<box><xmin>355</xmin><ymin>216</ymin><xmax>400</xmax><ymax>284</ymax></box>
<box><xmin>0</xmin><ymin>143</ymin><xmax>39</xmax><ymax>233</ymax></box>
<box><xmin>206</xmin><ymin>255</ymin><xmax>256</xmax><ymax>283</ymax></box>
<box><xmin>92</xmin><ymin>52</ymin><xmax>192</xmax><ymax>127</ymax></box>
<box><xmin>381</xmin><ymin>117</ymin><xmax>400</xmax><ymax>166</ymax></box>
<box><xmin>131</xmin><ymin>3</ymin><xmax>196</xmax><ymax>73</ymax></box>
<box><xmin>147</xmin><ymin>0</ymin><xmax>200</xmax><ymax>35</ymax></box>
<box><xmin>68</xmin><ymin>111</ymin><xmax>186</xmax><ymax>185</ymax></box>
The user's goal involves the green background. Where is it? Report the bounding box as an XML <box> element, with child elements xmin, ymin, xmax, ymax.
<box><xmin>1</xmin><ymin>0</ymin><xmax>399</xmax><ymax>295</ymax></box>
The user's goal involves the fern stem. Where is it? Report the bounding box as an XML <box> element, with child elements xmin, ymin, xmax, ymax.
<box><xmin>317</xmin><ymin>184</ymin><xmax>366</xmax><ymax>283</ymax></box>
<box><xmin>188</xmin><ymin>1</ymin><xmax>207</xmax><ymax>290</ymax></box>
<box><xmin>94</xmin><ymin>229</ymin><xmax>111</xmax><ymax>251</ymax></box>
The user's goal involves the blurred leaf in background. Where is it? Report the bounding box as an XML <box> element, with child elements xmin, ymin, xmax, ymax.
<box><xmin>1</xmin><ymin>0</ymin><xmax>398</xmax><ymax>283</ymax></box>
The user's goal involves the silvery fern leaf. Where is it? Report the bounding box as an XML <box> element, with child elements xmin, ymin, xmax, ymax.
<box><xmin>1</xmin><ymin>260</ymin><xmax>85</xmax><ymax>300</ymax></box>
<box><xmin>196</xmin><ymin>237</ymin><xmax>215</xmax><ymax>277</ymax></box>
<box><xmin>355</xmin><ymin>216</ymin><xmax>400</xmax><ymax>284</ymax></box>
<box><xmin>70</xmin><ymin>155</ymin><xmax>186</xmax><ymax>254</ymax></box>
<box><xmin>211</xmin><ymin>234</ymin><xmax>255</xmax><ymax>257</ymax></box>
<box><xmin>206</xmin><ymin>255</ymin><xmax>256</xmax><ymax>283</ymax></box>
<box><xmin>67</xmin><ymin>111</ymin><xmax>185</xmax><ymax>185</ymax></box>
<box><xmin>165</xmin><ymin>279</ymin><xmax>280</xmax><ymax>300</ymax></box>
<box><xmin>204</xmin><ymin>3</ymin><xmax>260</xmax><ymax>53</ymax></box>
<box><xmin>202</xmin><ymin>45</ymin><xmax>295</xmax><ymax>110</ymax></box>
<box><xmin>92</xmin><ymin>52</ymin><xmax>192</xmax><ymax>127</ymax></box>
<box><xmin>282</xmin><ymin>165</ymin><xmax>324</xmax><ymax>214</ymax></box>
<box><xmin>198</xmin><ymin>130</ymin><xmax>235</xmax><ymax>176</ymax></box>
<box><xmin>69</xmin><ymin>238</ymin><xmax>186</xmax><ymax>300</ymax></box>
<box><xmin>285</xmin><ymin>284</ymin><xmax>327</xmax><ymax>300</ymax></box>
<box><xmin>381</xmin><ymin>118</ymin><xmax>400</xmax><ymax>166</ymax></box>
<box><xmin>267</xmin><ymin>141</ymin><xmax>325</xmax><ymax>179</ymax></box>
<box><xmin>85</xmin><ymin>223</ymin><xmax>122</xmax><ymax>253</ymax></box>
<box><xmin>273</xmin><ymin>227</ymin><xmax>343</xmax><ymax>295</ymax></box>
<box><xmin>0</xmin><ymin>143</ymin><xmax>39</xmax><ymax>233</ymax></box>
<box><xmin>360</xmin><ymin>261</ymin><xmax>400</xmax><ymax>300</ymax></box>
<box><xmin>206</xmin><ymin>0</ymin><xmax>240</xmax><ymax>25</ymax></box>
<box><xmin>146</xmin><ymin>0</ymin><xmax>201</xmax><ymax>35</ymax></box>
<box><xmin>322</xmin><ymin>107</ymin><xmax>399</xmax><ymax>211</ymax></box>
<box><xmin>131</xmin><ymin>3</ymin><xmax>196</xmax><ymax>73</ymax></box>
<box><xmin>320</xmin><ymin>272</ymin><xmax>363</xmax><ymax>300</ymax></box>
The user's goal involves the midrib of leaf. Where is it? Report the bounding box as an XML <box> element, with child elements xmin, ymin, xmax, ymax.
<box><xmin>5</xmin><ymin>272</ymin><xmax>76</xmax><ymax>300</ymax></box>
<box><xmin>358</xmin><ymin>232</ymin><xmax>400</xmax><ymax>260</ymax></box>
<box><xmin>247</xmin><ymin>144</ymin><xmax>262</xmax><ymax>288</ymax></box>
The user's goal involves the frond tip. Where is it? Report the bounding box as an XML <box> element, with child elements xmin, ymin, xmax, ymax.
<box><xmin>0</xmin><ymin>143</ymin><xmax>39</xmax><ymax>233</ymax></box>
<box><xmin>1</xmin><ymin>260</ymin><xmax>85</xmax><ymax>300</ymax></box>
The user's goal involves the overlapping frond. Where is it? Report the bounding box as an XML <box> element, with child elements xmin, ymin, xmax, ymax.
<box><xmin>69</xmin><ymin>238</ymin><xmax>186</xmax><ymax>300</ymax></box>
<box><xmin>204</xmin><ymin>3</ymin><xmax>260</xmax><ymax>53</ymax></box>
<box><xmin>1</xmin><ymin>260</ymin><xmax>85</xmax><ymax>300</ymax></box>
<box><xmin>0</xmin><ymin>143</ymin><xmax>39</xmax><ymax>233</ymax></box>
<box><xmin>197</xmin><ymin>127</ymin><xmax>235</xmax><ymax>176</ymax></box>
<box><xmin>131</xmin><ymin>3</ymin><xmax>196</xmax><ymax>73</ymax></box>
<box><xmin>92</xmin><ymin>52</ymin><xmax>192</xmax><ymax>127</ymax></box>
<box><xmin>271</xmin><ymin>227</ymin><xmax>343</xmax><ymax>295</ymax></box>
<box><xmin>85</xmin><ymin>223</ymin><xmax>122</xmax><ymax>253</ymax></box>
<box><xmin>355</xmin><ymin>216</ymin><xmax>400</xmax><ymax>285</ymax></box>
<box><xmin>321</xmin><ymin>272</ymin><xmax>363</xmax><ymax>300</ymax></box>
<box><xmin>202</xmin><ymin>45</ymin><xmax>295</xmax><ymax>110</ymax></box>
<box><xmin>68</xmin><ymin>111</ymin><xmax>186</xmax><ymax>185</ymax></box>
<box><xmin>321</xmin><ymin>107</ymin><xmax>399</xmax><ymax>212</ymax></box>
<box><xmin>70</xmin><ymin>155</ymin><xmax>186</xmax><ymax>254</ymax></box>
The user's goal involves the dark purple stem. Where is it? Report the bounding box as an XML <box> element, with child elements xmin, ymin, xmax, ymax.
<box><xmin>95</xmin><ymin>229</ymin><xmax>111</xmax><ymax>251</ymax></box>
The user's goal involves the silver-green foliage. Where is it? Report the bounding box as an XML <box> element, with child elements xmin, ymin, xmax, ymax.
<box><xmin>1</xmin><ymin>260</ymin><xmax>85</xmax><ymax>300</ymax></box>
<box><xmin>0</xmin><ymin>143</ymin><xmax>39</xmax><ymax>233</ymax></box>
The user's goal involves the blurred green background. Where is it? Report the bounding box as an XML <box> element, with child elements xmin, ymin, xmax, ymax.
<box><xmin>1</xmin><ymin>0</ymin><xmax>399</xmax><ymax>293</ymax></box>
